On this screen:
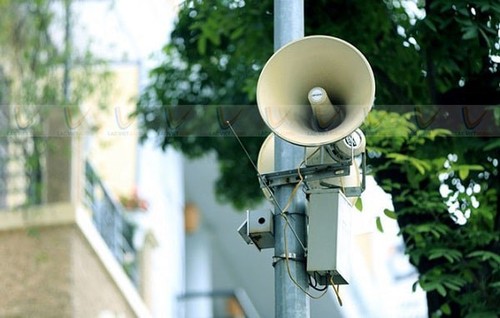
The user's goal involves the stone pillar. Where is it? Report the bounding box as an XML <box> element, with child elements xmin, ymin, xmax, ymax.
<box><xmin>44</xmin><ymin>107</ymin><xmax>85</xmax><ymax>204</ymax></box>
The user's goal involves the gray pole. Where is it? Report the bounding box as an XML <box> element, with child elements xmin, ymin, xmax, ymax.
<box><xmin>273</xmin><ymin>1</ymin><xmax>309</xmax><ymax>317</ymax></box>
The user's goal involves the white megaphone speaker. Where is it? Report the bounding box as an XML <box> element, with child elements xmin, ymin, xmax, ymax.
<box><xmin>257</xmin><ymin>35</ymin><xmax>375</xmax><ymax>146</ymax></box>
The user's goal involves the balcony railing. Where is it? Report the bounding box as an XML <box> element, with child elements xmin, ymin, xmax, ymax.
<box><xmin>0</xmin><ymin>134</ymin><xmax>37</xmax><ymax>210</ymax></box>
<box><xmin>1</xmin><ymin>107</ymin><xmax>142</xmax><ymax>302</ymax></box>
<box><xmin>0</xmin><ymin>133</ymin><xmax>140</xmax><ymax>288</ymax></box>
<box><xmin>84</xmin><ymin>160</ymin><xmax>139</xmax><ymax>286</ymax></box>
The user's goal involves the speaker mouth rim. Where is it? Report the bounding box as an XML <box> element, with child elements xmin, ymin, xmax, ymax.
<box><xmin>256</xmin><ymin>35</ymin><xmax>375</xmax><ymax>147</ymax></box>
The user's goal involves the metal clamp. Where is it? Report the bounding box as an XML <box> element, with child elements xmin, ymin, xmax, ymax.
<box><xmin>272</xmin><ymin>253</ymin><xmax>306</xmax><ymax>266</ymax></box>
<box><xmin>317</xmin><ymin>152</ymin><xmax>367</xmax><ymax>197</ymax></box>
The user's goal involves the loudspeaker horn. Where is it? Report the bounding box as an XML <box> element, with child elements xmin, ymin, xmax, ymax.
<box><xmin>257</xmin><ymin>35</ymin><xmax>375</xmax><ymax>146</ymax></box>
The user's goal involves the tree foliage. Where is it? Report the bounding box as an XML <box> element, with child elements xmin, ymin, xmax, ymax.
<box><xmin>0</xmin><ymin>0</ymin><xmax>110</xmax><ymax>207</ymax></box>
<box><xmin>137</xmin><ymin>0</ymin><xmax>500</xmax><ymax>316</ymax></box>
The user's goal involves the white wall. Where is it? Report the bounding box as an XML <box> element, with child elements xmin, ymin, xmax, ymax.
<box><xmin>138</xmin><ymin>142</ymin><xmax>185</xmax><ymax>317</ymax></box>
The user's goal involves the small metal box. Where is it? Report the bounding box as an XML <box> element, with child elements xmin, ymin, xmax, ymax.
<box><xmin>247</xmin><ymin>209</ymin><xmax>274</xmax><ymax>250</ymax></box>
<box><xmin>307</xmin><ymin>188</ymin><xmax>352</xmax><ymax>285</ymax></box>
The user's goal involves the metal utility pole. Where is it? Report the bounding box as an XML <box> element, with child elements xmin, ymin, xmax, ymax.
<box><xmin>273</xmin><ymin>1</ymin><xmax>309</xmax><ymax>317</ymax></box>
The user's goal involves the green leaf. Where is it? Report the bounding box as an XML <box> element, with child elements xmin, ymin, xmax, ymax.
<box><xmin>424</xmin><ymin>19</ymin><xmax>437</xmax><ymax>32</ymax></box>
<box><xmin>427</xmin><ymin>128</ymin><xmax>452</xmax><ymax>140</ymax></box>
<box><xmin>376</xmin><ymin>216</ymin><xmax>384</xmax><ymax>233</ymax></box>
<box><xmin>454</xmin><ymin>165</ymin><xmax>483</xmax><ymax>180</ymax></box>
<box><xmin>385</xmin><ymin>153</ymin><xmax>431</xmax><ymax>174</ymax></box>
<box><xmin>443</xmin><ymin>281</ymin><xmax>461</xmax><ymax>291</ymax></box>
<box><xmin>459</xmin><ymin>166</ymin><xmax>469</xmax><ymax>180</ymax></box>
<box><xmin>383</xmin><ymin>209</ymin><xmax>397</xmax><ymax>219</ymax></box>
<box><xmin>467</xmin><ymin>251</ymin><xmax>500</xmax><ymax>264</ymax></box>
<box><xmin>412</xmin><ymin>280</ymin><xmax>419</xmax><ymax>292</ymax></box>
<box><xmin>428</xmin><ymin>248</ymin><xmax>463</xmax><ymax>263</ymax></box>
<box><xmin>490</xmin><ymin>281</ymin><xmax>500</xmax><ymax>288</ymax></box>
<box><xmin>355</xmin><ymin>198</ymin><xmax>363</xmax><ymax>211</ymax></box>
<box><xmin>230</xmin><ymin>26</ymin><xmax>245</xmax><ymax>40</ymax></box>
<box><xmin>462</xmin><ymin>26</ymin><xmax>478</xmax><ymax>40</ymax></box>
<box><xmin>484</xmin><ymin>139</ymin><xmax>500</xmax><ymax>151</ymax></box>
<box><xmin>436</xmin><ymin>284</ymin><xmax>447</xmax><ymax>297</ymax></box>
<box><xmin>197</xmin><ymin>36</ymin><xmax>207</xmax><ymax>55</ymax></box>
<box><xmin>421</xmin><ymin>281</ymin><xmax>447</xmax><ymax>297</ymax></box>
<box><xmin>440</xmin><ymin>303</ymin><xmax>451</xmax><ymax>315</ymax></box>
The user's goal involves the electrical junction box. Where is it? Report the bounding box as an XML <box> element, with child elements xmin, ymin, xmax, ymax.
<box><xmin>307</xmin><ymin>188</ymin><xmax>352</xmax><ymax>285</ymax></box>
<box><xmin>247</xmin><ymin>209</ymin><xmax>274</xmax><ymax>250</ymax></box>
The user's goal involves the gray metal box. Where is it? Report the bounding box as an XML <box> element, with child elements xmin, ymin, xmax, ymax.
<box><xmin>307</xmin><ymin>189</ymin><xmax>352</xmax><ymax>285</ymax></box>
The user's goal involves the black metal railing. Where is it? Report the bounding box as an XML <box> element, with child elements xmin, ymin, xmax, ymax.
<box><xmin>0</xmin><ymin>135</ymin><xmax>34</xmax><ymax>210</ymax></box>
<box><xmin>0</xmin><ymin>140</ymin><xmax>8</xmax><ymax>209</ymax></box>
<box><xmin>84</xmin><ymin>160</ymin><xmax>139</xmax><ymax>286</ymax></box>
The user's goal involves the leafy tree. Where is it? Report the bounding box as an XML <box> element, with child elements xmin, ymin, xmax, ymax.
<box><xmin>0</xmin><ymin>0</ymin><xmax>110</xmax><ymax>207</ymax></box>
<box><xmin>137</xmin><ymin>0</ymin><xmax>499</xmax><ymax>316</ymax></box>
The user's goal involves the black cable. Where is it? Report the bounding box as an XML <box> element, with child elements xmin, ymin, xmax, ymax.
<box><xmin>308</xmin><ymin>273</ymin><xmax>328</xmax><ymax>292</ymax></box>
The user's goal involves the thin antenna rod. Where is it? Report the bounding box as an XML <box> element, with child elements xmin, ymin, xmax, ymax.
<box><xmin>226</xmin><ymin>121</ymin><xmax>307</xmax><ymax>253</ymax></box>
<box><xmin>226</xmin><ymin>121</ymin><xmax>260</xmax><ymax>173</ymax></box>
